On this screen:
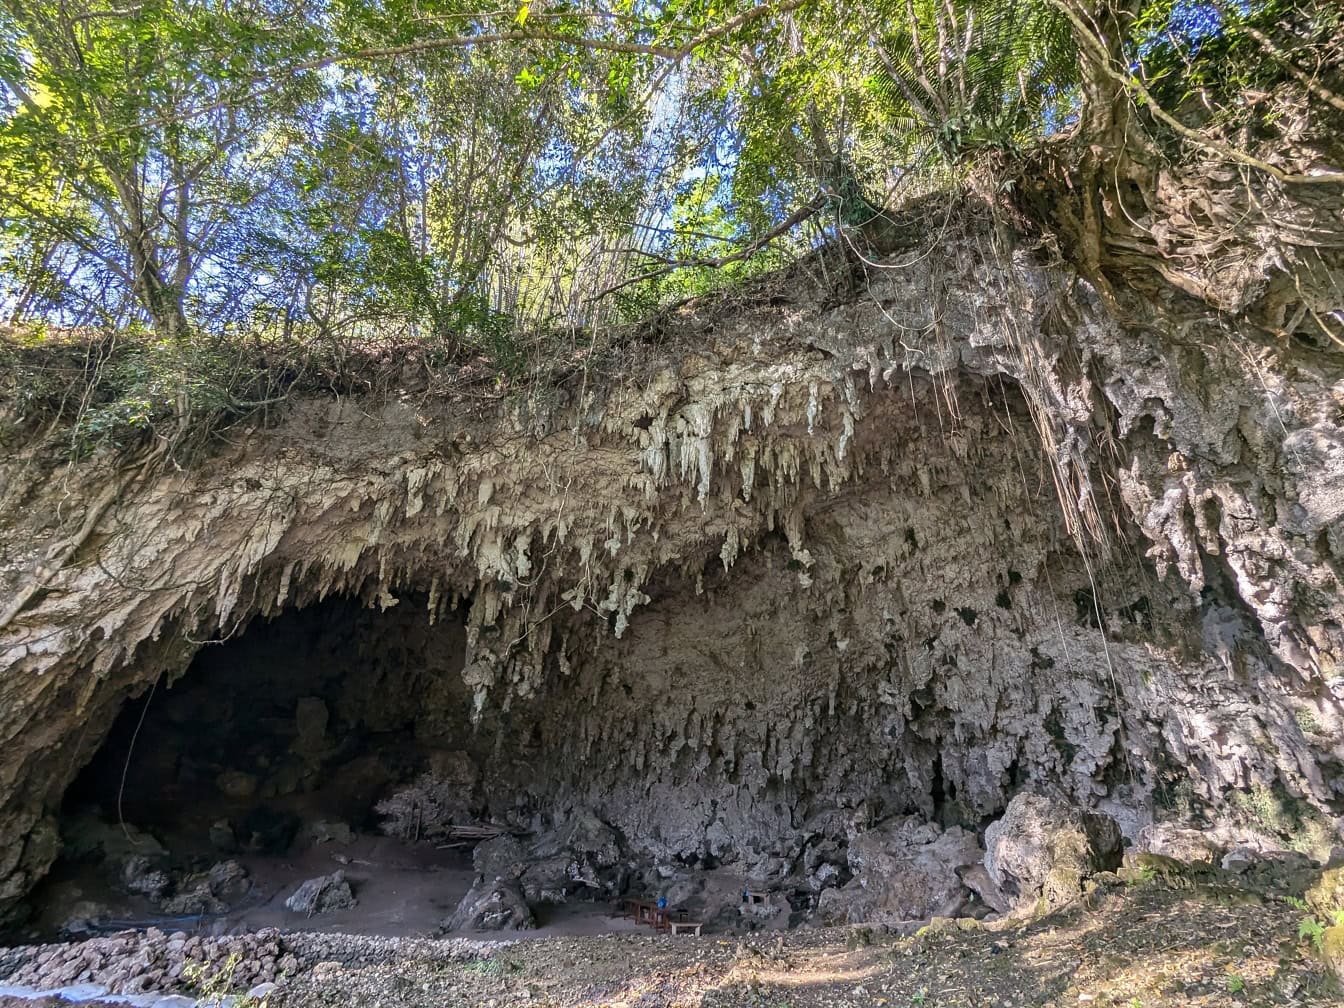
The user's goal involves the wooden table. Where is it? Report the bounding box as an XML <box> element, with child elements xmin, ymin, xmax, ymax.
<box><xmin>621</xmin><ymin>898</ymin><xmax>658</xmax><ymax>925</ymax></box>
<box><xmin>669</xmin><ymin>920</ymin><xmax>703</xmax><ymax>936</ymax></box>
<box><xmin>621</xmin><ymin>898</ymin><xmax>689</xmax><ymax>931</ymax></box>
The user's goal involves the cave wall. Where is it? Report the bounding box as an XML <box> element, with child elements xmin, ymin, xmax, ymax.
<box><xmin>2</xmin><ymin>219</ymin><xmax>1342</xmax><ymax>922</ymax></box>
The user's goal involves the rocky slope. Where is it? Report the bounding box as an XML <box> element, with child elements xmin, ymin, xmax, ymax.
<box><xmin>1</xmin><ymin>205</ymin><xmax>1341</xmax><ymax>925</ymax></box>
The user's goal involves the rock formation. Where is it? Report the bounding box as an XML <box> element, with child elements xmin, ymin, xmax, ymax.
<box><xmin>1</xmin><ymin>206</ymin><xmax>1341</xmax><ymax>925</ymax></box>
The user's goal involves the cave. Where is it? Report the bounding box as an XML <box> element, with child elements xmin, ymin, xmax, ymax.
<box><xmin>2</xmin><ymin>223</ymin><xmax>1341</xmax><ymax>1008</ymax></box>
<box><xmin>7</xmin><ymin>341</ymin><xmax>1340</xmax><ymax>949</ymax></box>
<box><xmin>68</xmin><ymin>597</ymin><xmax>476</xmax><ymax>841</ymax></box>
<box><xmin>4</xmin><ymin>0</ymin><xmax>1344</xmax><ymax>999</ymax></box>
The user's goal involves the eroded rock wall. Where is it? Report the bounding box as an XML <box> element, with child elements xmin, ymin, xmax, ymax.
<box><xmin>1</xmin><ymin>220</ymin><xmax>1341</xmax><ymax>922</ymax></box>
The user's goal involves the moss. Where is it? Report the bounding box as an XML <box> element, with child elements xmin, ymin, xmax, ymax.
<box><xmin>1306</xmin><ymin>868</ymin><xmax>1344</xmax><ymax>918</ymax></box>
<box><xmin>1229</xmin><ymin>784</ymin><xmax>1336</xmax><ymax>860</ymax></box>
<box><xmin>1043</xmin><ymin>866</ymin><xmax>1083</xmax><ymax>904</ymax></box>
<box><xmin>1320</xmin><ymin>925</ymin><xmax>1344</xmax><ymax>982</ymax></box>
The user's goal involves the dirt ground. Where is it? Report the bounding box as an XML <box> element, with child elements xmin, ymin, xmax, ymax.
<box><xmin>5</xmin><ymin>874</ymin><xmax>1337</xmax><ymax>1008</ymax></box>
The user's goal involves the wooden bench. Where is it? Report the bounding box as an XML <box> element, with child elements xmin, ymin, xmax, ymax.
<box><xmin>669</xmin><ymin>920</ymin><xmax>703</xmax><ymax>936</ymax></box>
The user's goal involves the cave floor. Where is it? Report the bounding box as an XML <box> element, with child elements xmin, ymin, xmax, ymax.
<box><xmin>2</xmin><ymin>879</ymin><xmax>1338</xmax><ymax>1007</ymax></box>
<box><xmin>21</xmin><ymin>832</ymin><xmax>652</xmax><ymax>943</ymax></box>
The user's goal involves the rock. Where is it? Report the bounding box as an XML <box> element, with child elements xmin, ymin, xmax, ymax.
<box><xmin>958</xmin><ymin>864</ymin><xmax>1010</xmax><ymax>915</ymax></box>
<box><xmin>159</xmin><ymin>859</ymin><xmax>250</xmax><ymax>914</ymax></box>
<box><xmin>519</xmin><ymin>854</ymin><xmax>575</xmax><ymax>904</ymax></box>
<box><xmin>473</xmin><ymin>835</ymin><xmax>529</xmax><ymax>880</ymax></box>
<box><xmin>160</xmin><ymin>880</ymin><xmax>226</xmax><ymax>916</ymax></box>
<box><xmin>984</xmin><ymin>794</ymin><xmax>1122</xmax><ymax>908</ymax></box>
<box><xmin>807</xmin><ymin>861</ymin><xmax>840</xmax><ymax>891</ymax></box>
<box><xmin>825</xmin><ymin>816</ymin><xmax>982</xmax><ymax>925</ymax></box>
<box><xmin>120</xmin><ymin>855</ymin><xmax>171</xmax><ymax>900</ymax></box>
<box><xmin>285</xmin><ymin>870</ymin><xmax>356</xmax><ymax>915</ymax></box>
<box><xmin>816</xmin><ymin>881</ymin><xmax>875</xmax><ymax>925</ymax></box>
<box><xmin>442</xmin><ymin>878</ymin><xmax>535</xmax><ymax>931</ymax></box>
<box><xmin>558</xmin><ymin>809</ymin><xmax>621</xmax><ymax>869</ymax></box>
<box><xmin>216</xmin><ymin>770</ymin><xmax>259</xmax><ymax>799</ymax></box>
<box><xmin>303</xmin><ymin>820</ymin><xmax>355</xmax><ymax>846</ymax></box>
<box><xmin>207</xmin><ymin>859</ymin><xmax>251</xmax><ymax>902</ymax></box>
<box><xmin>1138</xmin><ymin>823</ymin><xmax>1223</xmax><ymax>864</ymax></box>
<box><xmin>63</xmin><ymin>814</ymin><xmax>167</xmax><ymax>864</ymax></box>
<box><xmin>1306</xmin><ymin>867</ymin><xmax>1344</xmax><ymax>916</ymax></box>
<box><xmin>515</xmin><ymin>810</ymin><xmax>623</xmax><ymax>902</ymax></box>
<box><xmin>1321</xmin><ymin>925</ymin><xmax>1344</xmax><ymax>983</ymax></box>
<box><xmin>248</xmin><ymin>981</ymin><xmax>280</xmax><ymax>999</ymax></box>
<box><xmin>209</xmin><ymin>819</ymin><xmax>237</xmax><ymax>852</ymax></box>
<box><xmin>239</xmin><ymin>805</ymin><xmax>301</xmax><ymax>854</ymax></box>
<box><xmin>1220</xmin><ymin>845</ymin><xmax>1259</xmax><ymax>874</ymax></box>
<box><xmin>660</xmin><ymin>875</ymin><xmax>701</xmax><ymax>909</ymax></box>
<box><xmin>427</xmin><ymin>749</ymin><xmax>479</xmax><ymax>791</ymax></box>
<box><xmin>60</xmin><ymin>900</ymin><xmax>112</xmax><ymax>935</ymax></box>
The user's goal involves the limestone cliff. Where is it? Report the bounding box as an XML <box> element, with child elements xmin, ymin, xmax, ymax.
<box><xmin>1</xmin><ymin>210</ymin><xmax>1341</xmax><ymax>923</ymax></box>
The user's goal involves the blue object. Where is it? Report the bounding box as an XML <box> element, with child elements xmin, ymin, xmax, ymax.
<box><xmin>657</xmin><ymin>895</ymin><xmax>668</xmax><ymax>909</ymax></box>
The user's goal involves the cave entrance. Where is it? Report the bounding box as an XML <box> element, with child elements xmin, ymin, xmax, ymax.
<box><xmin>68</xmin><ymin>595</ymin><xmax>474</xmax><ymax>845</ymax></box>
<box><xmin>38</xmin><ymin>594</ymin><xmax>525</xmax><ymax>939</ymax></box>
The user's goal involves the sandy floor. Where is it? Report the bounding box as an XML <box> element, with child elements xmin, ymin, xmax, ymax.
<box><xmin>19</xmin><ymin>832</ymin><xmax>651</xmax><ymax>943</ymax></box>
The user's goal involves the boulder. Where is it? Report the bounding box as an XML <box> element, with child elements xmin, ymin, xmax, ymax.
<box><xmin>1137</xmin><ymin>823</ymin><xmax>1223</xmax><ymax>864</ymax></box>
<box><xmin>119</xmin><ymin>855</ymin><xmax>171</xmax><ymax>900</ymax></box>
<box><xmin>1321</xmin><ymin>925</ymin><xmax>1344</xmax><ymax>984</ymax></box>
<box><xmin>958</xmin><ymin>864</ymin><xmax>1010</xmax><ymax>915</ymax></box>
<box><xmin>60</xmin><ymin>900</ymin><xmax>112</xmax><ymax>936</ymax></box>
<box><xmin>816</xmin><ymin>880</ymin><xmax>876</xmax><ymax>925</ymax></box>
<box><xmin>216</xmin><ymin>770</ymin><xmax>259</xmax><ymax>799</ymax></box>
<box><xmin>160</xmin><ymin>880</ymin><xmax>226</xmax><ymax>916</ymax></box>
<box><xmin>206</xmin><ymin>859</ymin><xmax>251</xmax><ymax>903</ymax></box>
<box><xmin>519</xmin><ymin>853</ymin><xmax>576</xmax><ymax>904</ymax></box>
<box><xmin>302</xmin><ymin>820</ymin><xmax>355</xmax><ymax>847</ymax></box>
<box><xmin>514</xmin><ymin>809</ymin><xmax>624</xmax><ymax>903</ymax></box>
<box><xmin>159</xmin><ymin>859</ymin><xmax>250</xmax><ymax>914</ymax></box>
<box><xmin>558</xmin><ymin>809</ymin><xmax>621</xmax><ymax>869</ymax></box>
<box><xmin>472</xmin><ymin>834</ymin><xmax>529</xmax><ymax>880</ymax></box>
<box><xmin>284</xmin><ymin>870</ymin><xmax>356</xmax><ymax>915</ymax></box>
<box><xmin>660</xmin><ymin>874</ymin><xmax>702</xmax><ymax>910</ymax></box>
<box><xmin>63</xmin><ymin>814</ymin><xmax>166</xmax><ymax>865</ymax></box>
<box><xmin>1306</xmin><ymin>867</ymin><xmax>1344</xmax><ymax>916</ymax></box>
<box><xmin>984</xmin><ymin>794</ymin><xmax>1123</xmax><ymax>908</ymax></box>
<box><xmin>818</xmin><ymin>816</ymin><xmax>982</xmax><ymax>926</ymax></box>
<box><xmin>442</xmin><ymin>878</ymin><xmax>535</xmax><ymax>932</ymax></box>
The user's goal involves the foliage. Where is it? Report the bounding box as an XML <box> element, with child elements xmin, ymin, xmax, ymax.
<box><xmin>867</xmin><ymin>0</ymin><xmax>1080</xmax><ymax>163</ymax></box>
<box><xmin>181</xmin><ymin>951</ymin><xmax>271</xmax><ymax>1006</ymax></box>
<box><xmin>1229</xmin><ymin>784</ymin><xmax>1336</xmax><ymax>859</ymax></box>
<box><xmin>374</xmin><ymin>771</ymin><xmax>470</xmax><ymax>842</ymax></box>
<box><xmin>1292</xmin><ymin>896</ymin><xmax>1344</xmax><ymax>953</ymax></box>
<box><xmin>1</xmin><ymin>0</ymin><xmax>1338</xmax><ymax>444</ymax></box>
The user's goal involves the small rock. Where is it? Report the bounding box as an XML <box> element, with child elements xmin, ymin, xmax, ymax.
<box><xmin>216</xmin><ymin>770</ymin><xmax>260</xmax><ymax>799</ymax></box>
<box><xmin>285</xmin><ymin>870</ymin><xmax>357</xmax><ymax>915</ymax></box>
<box><xmin>303</xmin><ymin>820</ymin><xmax>355</xmax><ymax>846</ymax></box>
<box><xmin>120</xmin><ymin>855</ymin><xmax>171</xmax><ymax>900</ymax></box>
<box><xmin>61</xmin><ymin>900</ymin><xmax>112</xmax><ymax>936</ymax></box>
